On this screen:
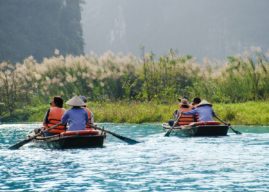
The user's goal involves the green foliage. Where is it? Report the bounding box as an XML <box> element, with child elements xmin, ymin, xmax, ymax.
<box><xmin>0</xmin><ymin>48</ymin><xmax>269</xmax><ymax>123</ymax></box>
<box><xmin>7</xmin><ymin>101</ymin><xmax>269</xmax><ymax>125</ymax></box>
<box><xmin>214</xmin><ymin>101</ymin><xmax>269</xmax><ymax>125</ymax></box>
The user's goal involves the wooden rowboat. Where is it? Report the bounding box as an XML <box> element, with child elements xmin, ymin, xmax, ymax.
<box><xmin>29</xmin><ymin>129</ymin><xmax>106</xmax><ymax>149</ymax></box>
<box><xmin>162</xmin><ymin>121</ymin><xmax>229</xmax><ymax>137</ymax></box>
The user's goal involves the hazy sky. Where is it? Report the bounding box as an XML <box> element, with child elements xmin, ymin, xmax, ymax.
<box><xmin>81</xmin><ymin>0</ymin><xmax>269</xmax><ymax>59</ymax></box>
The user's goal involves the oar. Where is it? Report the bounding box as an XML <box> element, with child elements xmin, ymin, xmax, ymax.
<box><xmin>214</xmin><ymin>115</ymin><xmax>242</xmax><ymax>135</ymax></box>
<box><xmin>91</xmin><ymin>125</ymin><xmax>140</xmax><ymax>145</ymax></box>
<box><xmin>9</xmin><ymin>123</ymin><xmax>61</xmax><ymax>150</ymax></box>
<box><xmin>164</xmin><ymin>113</ymin><xmax>181</xmax><ymax>137</ymax></box>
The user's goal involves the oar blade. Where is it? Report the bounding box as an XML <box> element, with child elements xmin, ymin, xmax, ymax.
<box><xmin>9</xmin><ymin>137</ymin><xmax>33</xmax><ymax>150</ymax></box>
<box><xmin>93</xmin><ymin>126</ymin><xmax>140</xmax><ymax>145</ymax></box>
<box><xmin>230</xmin><ymin>127</ymin><xmax>242</xmax><ymax>135</ymax></box>
<box><xmin>164</xmin><ymin>130</ymin><xmax>172</xmax><ymax>137</ymax></box>
<box><xmin>107</xmin><ymin>131</ymin><xmax>140</xmax><ymax>145</ymax></box>
<box><xmin>214</xmin><ymin>115</ymin><xmax>242</xmax><ymax>135</ymax></box>
<box><xmin>115</xmin><ymin>134</ymin><xmax>140</xmax><ymax>145</ymax></box>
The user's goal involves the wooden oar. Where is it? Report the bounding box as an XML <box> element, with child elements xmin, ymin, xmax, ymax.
<box><xmin>91</xmin><ymin>125</ymin><xmax>140</xmax><ymax>145</ymax></box>
<box><xmin>164</xmin><ymin>113</ymin><xmax>181</xmax><ymax>137</ymax></box>
<box><xmin>9</xmin><ymin>123</ymin><xmax>61</xmax><ymax>150</ymax></box>
<box><xmin>214</xmin><ymin>115</ymin><xmax>242</xmax><ymax>135</ymax></box>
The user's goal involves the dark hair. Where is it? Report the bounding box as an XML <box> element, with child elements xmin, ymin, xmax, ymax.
<box><xmin>192</xmin><ymin>97</ymin><xmax>201</xmax><ymax>105</ymax></box>
<box><xmin>53</xmin><ymin>96</ymin><xmax>63</xmax><ymax>108</ymax></box>
<box><xmin>79</xmin><ymin>95</ymin><xmax>87</xmax><ymax>103</ymax></box>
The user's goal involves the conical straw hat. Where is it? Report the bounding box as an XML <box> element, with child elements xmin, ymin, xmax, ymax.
<box><xmin>197</xmin><ymin>100</ymin><xmax>212</xmax><ymax>107</ymax></box>
<box><xmin>66</xmin><ymin>96</ymin><xmax>85</xmax><ymax>107</ymax></box>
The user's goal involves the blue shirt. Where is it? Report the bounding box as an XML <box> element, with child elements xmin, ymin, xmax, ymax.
<box><xmin>183</xmin><ymin>105</ymin><xmax>215</xmax><ymax>122</ymax></box>
<box><xmin>61</xmin><ymin>108</ymin><xmax>88</xmax><ymax>131</ymax></box>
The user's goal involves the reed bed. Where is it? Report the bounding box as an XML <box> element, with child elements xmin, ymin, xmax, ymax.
<box><xmin>0</xmin><ymin>48</ymin><xmax>269</xmax><ymax>124</ymax></box>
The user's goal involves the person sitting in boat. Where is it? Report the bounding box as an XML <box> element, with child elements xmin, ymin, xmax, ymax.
<box><xmin>61</xmin><ymin>96</ymin><xmax>88</xmax><ymax>131</ymax></box>
<box><xmin>182</xmin><ymin>100</ymin><xmax>216</xmax><ymax>122</ymax></box>
<box><xmin>168</xmin><ymin>98</ymin><xmax>193</xmax><ymax>126</ymax></box>
<box><xmin>80</xmin><ymin>95</ymin><xmax>94</xmax><ymax>129</ymax></box>
<box><xmin>191</xmin><ymin>97</ymin><xmax>201</xmax><ymax>109</ymax></box>
<box><xmin>42</xmin><ymin>96</ymin><xmax>66</xmax><ymax>136</ymax></box>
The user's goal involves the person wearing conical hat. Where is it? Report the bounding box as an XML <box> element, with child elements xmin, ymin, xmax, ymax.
<box><xmin>182</xmin><ymin>99</ymin><xmax>216</xmax><ymax>122</ymax></box>
<box><xmin>61</xmin><ymin>96</ymin><xmax>89</xmax><ymax>131</ymax></box>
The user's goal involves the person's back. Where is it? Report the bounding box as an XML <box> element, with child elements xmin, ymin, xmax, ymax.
<box><xmin>62</xmin><ymin>107</ymin><xmax>88</xmax><ymax>131</ymax></box>
<box><xmin>169</xmin><ymin>98</ymin><xmax>195</xmax><ymax>126</ymax></box>
<box><xmin>43</xmin><ymin>96</ymin><xmax>66</xmax><ymax>135</ymax></box>
<box><xmin>178</xmin><ymin>107</ymin><xmax>197</xmax><ymax>125</ymax></box>
<box><xmin>61</xmin><ymin>96</ymin><xmax>88</xmax><ymax>131</ymax></box>
<box><xmin>183</xmin><ymin>100</ymin><xmax>215</xmax><ymax>122</ymax></box>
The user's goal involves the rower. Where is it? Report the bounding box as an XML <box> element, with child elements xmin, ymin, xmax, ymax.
<box><xmin>182</xmin><ymin>100</ymin><xmax>216</xmax><ymax>122</ymax></box>
<box><xmin>61</xmin><ymin>96</ymin><xmax>88</xmax><ymax>131</ymax></box>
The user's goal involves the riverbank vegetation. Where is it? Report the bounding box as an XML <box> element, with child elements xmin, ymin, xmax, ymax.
<box><xmin>0</xmin><ymin>47</ymin><xmax>269</xmax><ymax>124</ymax></box>
<box><xmin>2</xmin><ymin>101</ymin><xmax>269</xmax><ymax>125</ymax></box>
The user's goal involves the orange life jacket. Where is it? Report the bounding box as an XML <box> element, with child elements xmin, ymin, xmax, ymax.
<box><xmin>177</xmin><ymin>107</ymin><xmax>198</xmax><ymax>125</ymax></box>
<box><xmin>47</xmin><ymin>107</ymin><xmax>66</xmax><ymax>134</ymax></box>
<box><xmin>84</xmin><ymin>107</ymin><xmax>92</xmax><ymax>129</ymax></box>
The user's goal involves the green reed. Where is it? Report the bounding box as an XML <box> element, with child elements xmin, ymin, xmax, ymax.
<box><xmin>6</xmin><ymin>101</ymin><xmax>269</xmax><ymax>125</ymax></box>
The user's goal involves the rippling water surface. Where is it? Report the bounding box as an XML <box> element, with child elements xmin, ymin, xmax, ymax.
<box><xmin>0</xmin><ymin>123</ymin><xmax>269</xmax><ymax>191</ymax></box>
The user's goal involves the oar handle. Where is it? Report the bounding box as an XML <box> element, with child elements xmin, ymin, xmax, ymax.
<box><xmin>42</xmin><ymin>123</ymin><xmax>62</xmax><ymax>133</ymax></box>
<box><xmin>9</xmin><ymin>123</ymin><xmax>63</xmax><ymax>150</ymax></box>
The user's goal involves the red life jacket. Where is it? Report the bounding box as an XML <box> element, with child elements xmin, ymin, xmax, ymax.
<box><xmin>177</xmin><ymin>107</ymin><xmax>198</xmax><ymax>125</ymax></box>
<box><xmin>47</xmin><ymin>107</ymin><xmax>66</xmax><ymax>134</ymax></box>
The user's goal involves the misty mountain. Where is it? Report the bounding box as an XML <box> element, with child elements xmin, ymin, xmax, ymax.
<box><xmin>0</xmin><ymin>0</ymin><xmax>84</xmax><ymax>63</ymax></box>
<box><xmin>82</xmin><ymin>0</ymin><xmax>269</xmax><ymax>59</ymax></box>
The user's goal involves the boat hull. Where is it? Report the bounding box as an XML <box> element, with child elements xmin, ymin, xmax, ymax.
<box><xmin>163</xmin><ymin>123</ymin><xmax>229</xmax><ymax>137</ymax></box>
<box><xmin>33</xmin><ymin>134</ymin><xmax>105</xmax><ymax>149</ymax></box>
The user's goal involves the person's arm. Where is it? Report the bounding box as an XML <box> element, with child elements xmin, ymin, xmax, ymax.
<box><xmin>182</xmin><ymin>108</ymin><xmax>197</xmax><ymax>115</ymax></box>
<box><xmin>212</xmin><ymin>110</ymin><xmax>216</xmax><ymax>117</ymax></box>
<box><xmin>61</xmin><ymin>111</ymin><xmax>69</xmax><ymax>125</ymax></box>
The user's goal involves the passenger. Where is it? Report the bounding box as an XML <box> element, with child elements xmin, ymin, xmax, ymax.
<box><xmin>168</xmin><ymin>98</ymin><xmax>192</xmax><ymax>126</ymax></box>
<box><xmin>79</xmin><ymin>95</ymin><xmax>94</xmax><ymax>129</ymax></box>
<box><xmin>61</xmin><ymin>96</ymin><xmax>88</xmax><ymax>131</ymax></box>
<box><xmin>182</xmin><ymin>100</ymin><xmax>216</xmax><ymax>122</ymax></box>
<box><xmin>191</xmin><ymin>97</ymin><xmax>201</xmax><ymax>109</ymax></box>
<box><xmin>42</xmin><ymin>96</ymin><xmax>66</xmax><ymax>136</ymax></box>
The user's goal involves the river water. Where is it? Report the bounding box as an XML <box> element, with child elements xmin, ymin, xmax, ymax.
<box><xmin>0</xmin><ymin>123</ymin><xmax>269</xmax><ymax>191</ymax></box>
